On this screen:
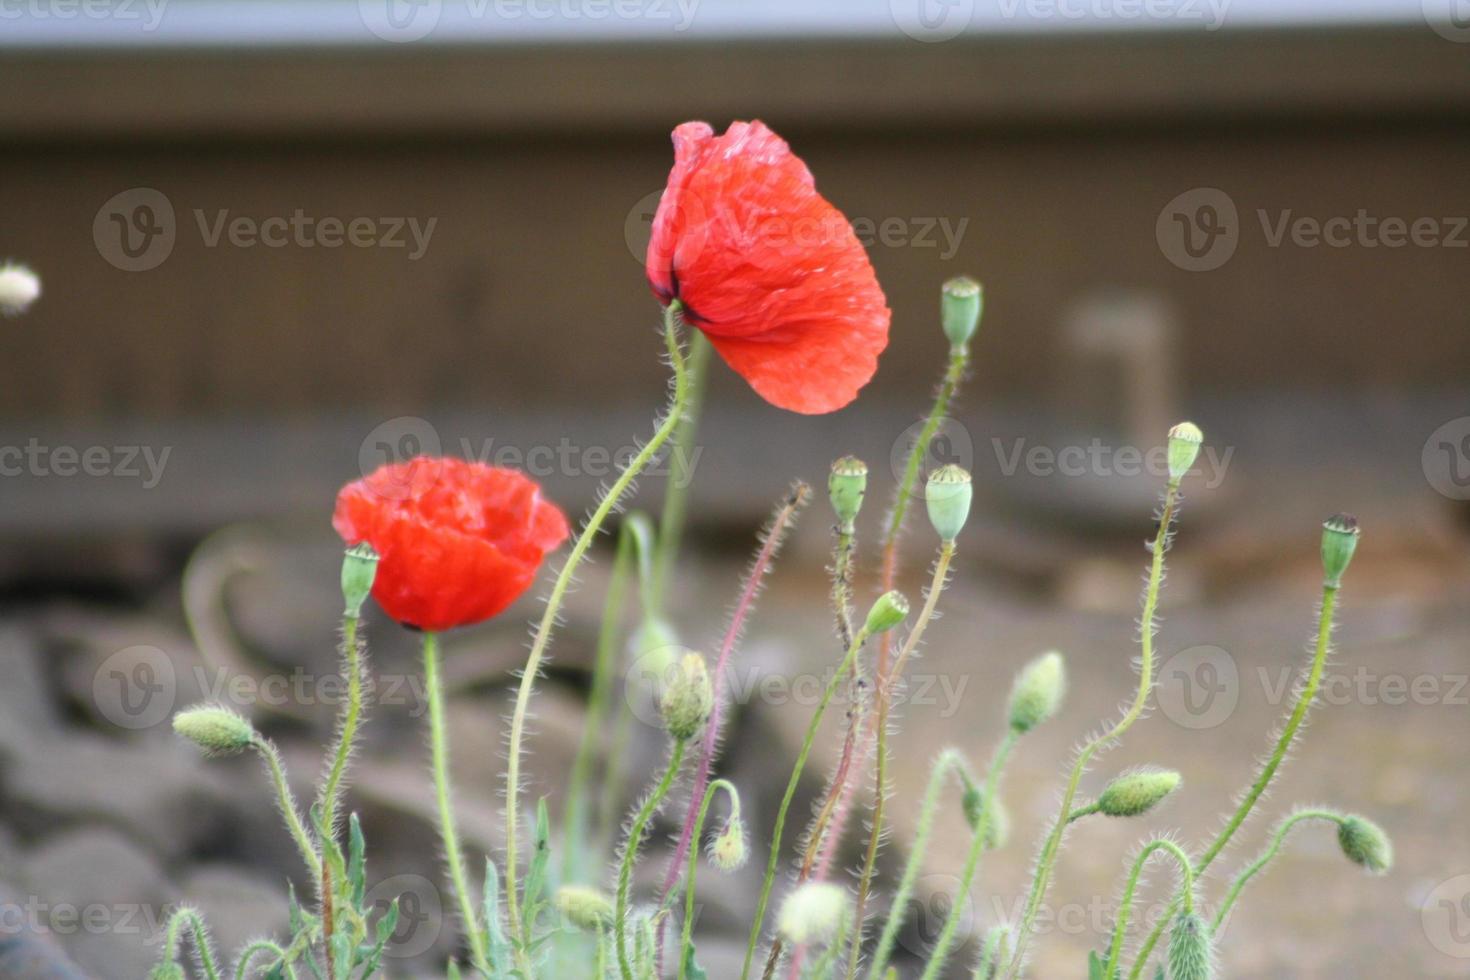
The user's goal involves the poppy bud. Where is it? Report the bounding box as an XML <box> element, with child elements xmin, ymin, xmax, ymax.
<box><xmin>1007</xmin><ymin>651</ymin><xmax>1065</xmax><ymax>734</ymax></box>
<box><xmin>660</xmin><ymin>652</ymin><xmax>713</xmax><ymax>741</ymax></box>
<box><xmin>1166</xmin><ymin>912</ymin><xmax>1216</xmax><ymax>980</ymax></box>
<box><xmin>1320</xmin><ymin>513</ymin><xmax>1360</xmax><ymax>589</ymax></box>
<box><xmin>1166</xmin><ymin>422</ymin><xmax>1204</xmax><ymax>484</ymax></box>
<box><xmin>925</xmin><ymin>464</ymin><xmax>972</xmax><ymax>542</ymax></box>
<box><xmin>941</xmin><ymin>276</ymin><xmax>983</xmax><ymax>351</ymax></box>
<box><xmin>863</xmin><ymin>591</ymin><xmax>910</xmax><ymax>636</ymax></box>
<box><xmin>1337</xmin><ymin>815</ymin><xmax>1392</xmax><ymax>874</ymax></box>
<box><xmin>828</xmin><ymin>457</ymin><xmax>868</xmax><ymax>534</ymax></box>
<box><xmin>709</xmin><ymin>814</ymin><xmax>749</xmax><ymax>871</ymax></box>
<box><xmin>341</xmin><ymin>543</ymin><xmax>380</xmax><ymax>618</ymax></box>
<box><xmin>961</xmin><ymin>785</ymin><xmax>1008</xmax><ymax>850</ymax></box>
<box><xmin>777</xmin><ymin>882</ymin><xmax>849</xmax><ymax>946</ymax></box>
<box><xmin>0</xmin><ymin>263</ymin><xmax>40</xmax><ymax>316</ymax></box>
<box><xmin>173</xmin><ymin>704</ymin><xmax>257</xmax><ymax>757</ymax></box>
<box><xmin>1096</xmin><ymin>768</ymin><xmax>1180</xmax><ymax>818</ymax></box>
<box><xmin>554</xmin><ymin>885</ymin><xmax>615</xmax><ymax>931</ymax></box>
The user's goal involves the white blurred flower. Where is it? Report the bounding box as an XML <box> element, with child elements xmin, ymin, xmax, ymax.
<box><xmin>0</xmin><ymin>263</ymin><xmax>41</xmax><ymax>316</ymax></box>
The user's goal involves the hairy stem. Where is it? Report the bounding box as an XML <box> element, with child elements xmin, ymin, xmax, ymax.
<box><xmin>161</xmin><ymin>907</ymin><xmax>223</xmax><ymax>980</ymax></box>
<box><xmin>506</xmin><ymin>303</ymin><xmax>689</xmax><ymax>958</ymax></box>
<box><xmin>318</xmin><ymin>614</ymin><xmax>365</xmax><ymax>842</ymax></box>
<box><xmin>652</xmin><ymin>330</ymin><xmax>712</xmax><ymax>611</ymax></box>
<box><xmin>1212</xmin><ymin>809</ymin><xmax>1342</xmax><ymax>931</ymax></box>
<box><xmin>1005</xmin><ymin>482</ymin><xmax>1181</xmax><ymax>978</ymax></box>
<box><xmin>678</xmin><ymin>779</ymin><xmax>740</xmax><ymax>980</ymax></box>
<box><xmin>252</xmin><ymin>737</ymin><xmax>321</xmax><ymax>882</ymax></box>
<box><xmin>1127</xmin><ymin>585</ymin><xmax>1341</xmax><ymax>978</ymax></box>
<box><xmin>1102</xmin><ymin>839</ymin><xmax>1195</xmax><ymax>980</ymax></box>
<box><xmin>616</xmin><ymin>738</ymin><xmax>687</xmax><ymax>980</ymax></box>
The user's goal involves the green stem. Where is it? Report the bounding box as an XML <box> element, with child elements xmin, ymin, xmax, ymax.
<box><xmin>423</xmin><ymin>632</ymin><xmax>491</xmax><ymax>975</ymax></box>
<box><xmin>1212</xmin><ymin>809</ymin><xmax>1342</xmax><ymax>932</ymax></box>
<box><xmin>884</xmin><ymin>347</ymin><xmax>968</xmax><ymax>551</ymax></box>
<box><xmin>678</xmin><ymin>779</ymin><xmax>740</xmax><ymax>980</ymax></box>
<box><xmin>851</xmin><ymin>543</ymin><xmax>956</xmax><ymax>979</ymax></box>
<box><xmin>866</xmin><ymin>749</ymin><xmax>976</xmax><ymax>979</ymax></box>
<box><xmin>506</xmin><ymin>303</ymin><xmax>689</xmax><ymax>958</ymax></box>
<box><xmin>161</xmin><ymin>908</ymin><xmax>223</xmax><ymax>980</ymax></box>
<box><xmin>652</xmin><ymin>329</ymin><xmax>711</xmax><ymax>612</ymax></box>
<box><xmin>917</xmin><ymin>730</ymin><xmax>1019</xmax><ymax>980</ymax></box>
<box><xmin>1102</xmin><ymin>840</ymin><xmax>1195</xmax><ymax>980</ymax></box>
<box><xmin>616</xmin><ymin>738</ymin><xmax>688</xmax><ymax>980</ymax></box>
<box><xmin>974</xmin><ymin>929</ymin><xmax>1009</xmax><ymax>980</ymax></box>
<box><xmin>1126</xmin><ymin>584</ymin><xmax>1340</xmax><ymax>980</ymax></box>
<box><xmin>1005</xmin><ymin>482</ymin><xmax>1181</xmax><ymax>979</ymax></box>
<box><xmin>319</xmin><ymin>615</ymin><xmax>364</xmax><ymax>841</ymax></box>
<box><xmin>251</xmin><ymin>737</ymin><xmax>321</xmax><ymax>881</ymax></box>
<box><xmin>741</xmin><ymin>627</ymin><xmax>873</xmax><ymax>980</ymax></box>
<box><xmin>233</xmin><ymin>940</ymin><xmax>294</xmax><ymax>980</ymax></box>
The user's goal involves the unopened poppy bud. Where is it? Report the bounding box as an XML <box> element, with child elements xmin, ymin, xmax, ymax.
<box><xmin>709</xmin><ymin>815</ymin><xmax>749</xmax><ymax>871</ymax></box>
<box><xmin>0</xmin><ymin>263</ymin><xmax>41</xmax><ymax>316</ymax></box>
<box><xmin>1096</xmin><ymin>768</ymin><xmax>1180</xmax><ymax>817</ymax></box>
<box><xmin>1321</xmin><ymin>513</ymin><xmax>1360</xmax><ymax>589</ymax></box>
<box><xmin>1166</xmin><ymin>422</ymin><xmax>1204</xmax><ymax>484</ymax></box>
<box><xmin>828</xmin><ymin>457</ymin><xmax>868</xmax><ymax>533</ymax></box>
<box><xmin>863</xmin><ymin>591</ymin><xmax>909</xmax><ymax>636</ymax></box>
<box><xmin>1007</xmin><ymin>651</ymin><xmax>1065</xmax><ymax>734</ymax></box>
<box><xmin>554</xmin><ymin>885</ymin><xmax>614</xmax><ymax>931</ymax></box>
<box><xmin>777</xmin><ymin>882</ymin><xmax>849</xmax><ymax>946</ymax></box>
<box><xmin>925</xmin><ymin>465</ymin><xmax>972</xmax><ymax>542</ymax></box>
<box><xmin>941</xmin><ymin>276</ymin><xmax>983</xmax><ymax>351</ymax></box>
<box><xmin>660</xmin><ymin>652</ymin><xmax>713</xmax><ymax>741</ymax></box>
<box><xmin>1337</xmin><ymin>815</ymin><xmax>1392</xmax><ymax>874</ymax></box>
<box><xmin>173</xmin><ymin>704</ymin><xmax>257</xmax><ymax>756</ymax></box>
<box><xmin>1166</xmin><ymin>912</ymin><xmax>1215</xmax><ymax>980</ymax></box>
<box><xmin>961</xmin><ymin>785</ymin><xmax>1008</xmax><ymax>850</ymax></box>
<box><xmin>341</xmin><ymin>543</ymin><xmax>380</xmax><ymax>618</ymax></box>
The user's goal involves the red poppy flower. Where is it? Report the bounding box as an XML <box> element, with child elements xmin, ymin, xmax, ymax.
<box><xmin>646</xmin><ymin>120</ymin><xmax>891</xmax><ymax>415</ymax></box>
<box><xmin>333</xmin><ymin>457</ymin><xmax>569</xmax><ymax>631</ymax></box>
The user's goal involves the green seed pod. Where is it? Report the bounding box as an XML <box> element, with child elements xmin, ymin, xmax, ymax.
<box><xmin>828</xmin><ymin>457</ymin><xmax>868</xmax><ymax>533</ymax></box>
<box><xmin>1320</xmin><ymin>513</ymin><xmax>1360</xmax><ymax>589</ymax></box>
<box><xmin>660</xmin><ymin>652</ymin><xmax>714</xmax><ymax>741</ymax></box>
<box><xmin>1007</xmin><ymin>651</ymin><xmax>1066</xmax><ymax>734</ymax></box>
<box><xmin>925</xmin><ymin>464</ymin><xmax>973</xmax><ymax>542</ymax></box>
<box><xmin>777</xmin><ymin>882</ymin><xmax>849</xmax><ymax>946</ymax></box>
<box><xmin>941</xmin><ymin>276</ymin><xmax>984</xmax><ymax>351</ymax></box>
<box><xmin>1095</xmin><ymin>768</ymin><xmax>1181</xmax><ymax>818</ymax></box>
<box><xmin>1167</xmin><ymin>912</ymin><xmax>1215</xmax><ymax>980</ymax></box>
<box><xmin>1337</xmin><ymin>814</ymin><xmax>1392</xmax><ymax>874</ymax></box>
<box><xmin>709</xmin><ymin>815</ymin><xmax>749</xmax><ymax>871</ymax></box>
<box><xmin>863</xmin><ymin>590</ymin><xmax>910</xmax><ymax>636</ymax></box>
<box><xmin>554</xmin><ymin>884</ymin><xmax>614</xmax><ymax>931</ymax></box>
<box><xmin>172</xmin><ymin>704</ymin><xmax>257</xmax><ymax>757</ymax></box>
<box><xmin>340</xmin><ymin>542</ymin><xmax>380</xmax><ymax>618</ymax></box>
<box><xmin>1166</xmin><ymin>422</ymin><xmax>1204</xmax><ymax>484</ymax></box>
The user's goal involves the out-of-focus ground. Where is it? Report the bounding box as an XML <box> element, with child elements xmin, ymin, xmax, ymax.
<box><xmin>1</xmin><ymin>396</ymin><xmax>1467</xmax><ymax>978</ymax></box>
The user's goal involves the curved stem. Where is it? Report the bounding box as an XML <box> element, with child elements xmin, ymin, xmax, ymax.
<box><xmin>865</xmin><ymin>748</ymin><xmax>975</xmax><ymax>979</ymax></box>
<box><xmin>506</xmin><ymin>303</ymin><xmax>689</xmax><ymax>957</ymax></box>
<box><xmin>319</xmin><ymin>614</ymin><xmax>364</xmax><ymax>840</ymax></box>
<box><xmin>161</xmin><ymin>908</ymin><xmax>223</xmax><ymax>980</ymax></box>
<box><xmin>252</xmin><ymin>737</ymin><xmax>321</xmax><ymax>881</ymax></box>
<box><xmin>233</xmin><ymin>940</ymin><xmax>294</xmax><ymax>980</ymax></box>
<box><xmin>850</xmin><ymin>542</ymin><xmax>956</xmax><ymax>978</ymax></box>
<box><xmin>616</xmin><ymin>738</ymin><xmax>688</xmax><ymax>980</ymax></box>
<box><xmin>741</xmin><ymin>626</ymin><xmax>872</xmax><ymax>980</ymax></box>
<box><xmin>678</xmin><ymin>779</ymin><xmax>741</xmax><ymax>980</ymax></box>
<box><xmin>1005</xmin><ymin>483</ymin><xmax>1181</xmax><ymax>979</ymax></box>
<box><xmin>423</xmin><ymin>632</ymin><xmax>491</xmax><ymax>974</ymax></box>
<box><xmin>916</xmin><ymin>730</ymin><xmax>1019</xmax><ymax>980</ymax></box>
<box><xmin>652</xmin><ymin>329</ymin><xmax>711</xmax><ymax>611</ymax></box>
<box><xmin>1102</xmin><ymin>839</ymin><xmax>1195</xmax><ymax>980</ymax></box>
<box><xmin>1212</xmin><ymin>809</ymin><xmax>1342</xmax><ymax>932</ymax></box>
<box><xmin>1127</xmin><ymin>584</ymin><xmax>1340</xmax><ymax>979</ymax></box>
